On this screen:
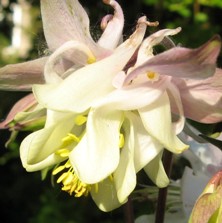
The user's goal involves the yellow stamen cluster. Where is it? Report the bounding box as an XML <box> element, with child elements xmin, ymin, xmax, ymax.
<box><xmin>53</xmin><ymin>161</ymin><xmax>90</xmax><ymax>197</ymax></box>
<box><xmin>53</xmin><ymin>148</ymin><xmax>91</xmax><ymax>197</ymax></box>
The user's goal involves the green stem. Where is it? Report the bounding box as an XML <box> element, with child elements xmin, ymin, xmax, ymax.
<box><xmin>124</xmin><ymin>196</ymin><xmax>135</xmax><ymax>223</ymax></box>
<box><xmin>154</xmin><ymin>150</ymin><xmax>173</xmax><ymax>223</ymax></box>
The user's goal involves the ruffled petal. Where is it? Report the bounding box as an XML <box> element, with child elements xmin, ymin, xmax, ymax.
<box><xmin>0</xmin><ymin>57</ymin><xmax>46</xmax><ymax>91</ymax></box>
<box><xmin>98</xmin><ymin>0</ymin><xmax>124</xmax><ymax>49</ymax></box>
<box><xmin>143</xmin><ymin>151</ymin><xmax>169</xmax><ymax>188</ymax></box>
<box><xmin>124</xmin><ymin>35</ymin><xmax>221</xmax><ymax>85</ymax></box>
<box><xmin>20</xmin><ymin>110</ymin><xmax>75</xmax><ymax>171</ymax></box>
<box><xmin>34</xmin><ymin>18</ymin><xmax>148</xmax><ymax>113</ymax></box>
<box><xmin>90</xmin><ymin>178</ymin><xmax>125</xmax><ymax>212</ymax></box>
<box><xmin>40</xmin><ymin>0</ymin><xmax>108</xmax><ymax>58</ymax></box>
<box><xmin>139</xmin><ymin>92</ymin><xmax>188</xmax><ymax>154</ymax></box>
<box><xmin>172</xmin><ymin>68</ymin><xmax>222</xmax><ymax>123</ymax></box>
<box><xmin>69</xmin><ymin>108</ymin><xmax>123</xmax><ymax>184</ymax></box>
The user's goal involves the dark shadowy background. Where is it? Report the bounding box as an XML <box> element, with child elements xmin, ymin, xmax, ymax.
<box><xmin>1</xmin><ymin>0</ymin><xmax>222</xmax><ymax>222</ymax></box>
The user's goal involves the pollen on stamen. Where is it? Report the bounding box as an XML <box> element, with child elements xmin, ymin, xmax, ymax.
<box><xmin>74</xmin><ymin>115</ymin><xmax>87</xmax><ymax>126</ymax></box>
<box><xmin>119</xmin><ymin>133</ymin><xmax>125</xmax><ymax>148</ymax></box>
<box><xmin>62</xmin><ymin>133</ymin><xmax>80</xmax><ymax>146</ymax></box>
<box><xmin>55</xmin><ymin>148</ymin><xmax>70</xmax><ymax>157</ymax></box>
<box><xmin>87</xmin><ymin>56</ymin><xmax>96</xmax><ymax>64</ymax></box>
<box><xmin>146</xmin><ymin>71</ymin><xmax>159</xmax><ymax>82</ymax></box>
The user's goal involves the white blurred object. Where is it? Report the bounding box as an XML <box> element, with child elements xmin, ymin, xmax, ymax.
<box><xmin>181</xmin><ymin>133</ymin><xmax>222</xmax><ymax>217</ymax></box>
<box><xmin>2</xmin><ymin>0</ymin><xmax>32</xmax><ymax>58</ymax></box>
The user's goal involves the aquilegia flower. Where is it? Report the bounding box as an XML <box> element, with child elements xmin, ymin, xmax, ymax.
<box><xmin>1</xmin><ymin>0</ymin><xmax>222</xmax><ymax>212</ymax></box>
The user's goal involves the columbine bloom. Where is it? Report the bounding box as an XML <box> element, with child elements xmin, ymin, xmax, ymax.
<box><xmin>1</xmin><ymin>0</ymin><xmax>222</xmax><ymax>212</ymax></box>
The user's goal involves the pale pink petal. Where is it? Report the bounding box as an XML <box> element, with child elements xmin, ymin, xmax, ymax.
<box><xmin>172</xmin><ymin>68</ymin><xmax>222</xmax><ymax>123</ymax></box>
<box><xmin>40</xmin><ymin>0</ymin><xmax>108</xmax><ymax>58</ymax></box>
<box><xmin>0</xmin><ymin>94</ymin><xmax>36</xmax><ymax>129</ymax></box>
<box><xmin>0</xmin><ymin>57</ymin><xmax>47</xmax><ymax>91</ymax></box>
<box><xmin>124</xmin><ymin>35</ymin><xmax>221</xmax><ymax>85</ymax></box>
<box><xmin>97</xmin><ymin>0</ymin><xmax>124</xmax><ymax>49</ymax></box>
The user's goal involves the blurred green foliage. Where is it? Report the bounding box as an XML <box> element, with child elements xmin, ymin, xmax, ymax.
<box><xmin>0</xmin><ymin>0</ymin><xmax>222</xmax><ymax>222</ymax></box>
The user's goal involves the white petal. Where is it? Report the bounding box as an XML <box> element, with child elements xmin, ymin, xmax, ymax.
<box><xmin>143</xmin><ymin>151</ymin><xmax>169</xmax><ymax>188</ymax></box>
<box><xmin>90</xmin><ymin>178</ymin><xmax>126</xmax><ymax>212</ymax></box>
<box><xmin>20</xmin><ymin>111</ymin><xmax>75</xmax><ymax>171</ymax></box>
<box><xmin>125</xmin><ymin>112</ymin><xmax>163</xmax><ymax>172</ymax></box>
<box><xmin>113</xmin><ymin>115</ymin><xmax>136</xmax><ymax>203</ymax></box>
<box><xmin>139</xmin><ymin>92</ymin><xmax>188</xmax><ymax>154</ymax></box>
<box><xmin>70</xmin><ymin>108</ymin><xmax>123</xmax><ymax>184</ymax></box>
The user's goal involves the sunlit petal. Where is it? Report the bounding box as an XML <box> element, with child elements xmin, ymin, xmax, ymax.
<box><xmin>139</xmin><ymin>92</ymin><xmax>188</xmax><ymax>154</ymax></box>
<box><xmin>70</xmin><ymin>109</ymin><xmax>123</xmax><ymax>184</ymax></box>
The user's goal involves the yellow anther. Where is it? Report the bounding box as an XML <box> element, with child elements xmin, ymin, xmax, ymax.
<box><xmin>57</xmin><ymin>172</ymin><xmax>69</xmax><ymax>183</ymax></box>
<box><xmin>55</xmin><ymin>148</ymin><xmax>70</xmax><ymax>157</ymax></box>
<box><xmin>64</xmin><ymin>160</ymin><xmax>71</xmax><ymax>168</ymax></box>
<box><xmin>62</xmin><ymin>184</ymin><xmax>72</xmax><ymax>192</ymax></box>
<box><xmin>119</xmin><ymin>133</ymin><xmax>125</xmax><ymax>148</ymax></box>
<box><xmin>74</xmin><ymin>115</ymin><xmax>87</xmax><ymax>126</ymax></box>
<box><xmin>52</xmin><ymin>165</ymin><xmax>66</xmax><ymax>175</ymax></box>
<box><xmin>87</xmin><ymin>56</ymin><xmax>96</xmax><ymax>64</ymax></box>
<box><xmin>62</xmin><ymin>133</ymin><xmax>80</xmax><ymax>146</ymax></box>
<box><xmin>63</xmin><ymin>172</ymin><xmax>74</xmax><ymax>185</ymax></box>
